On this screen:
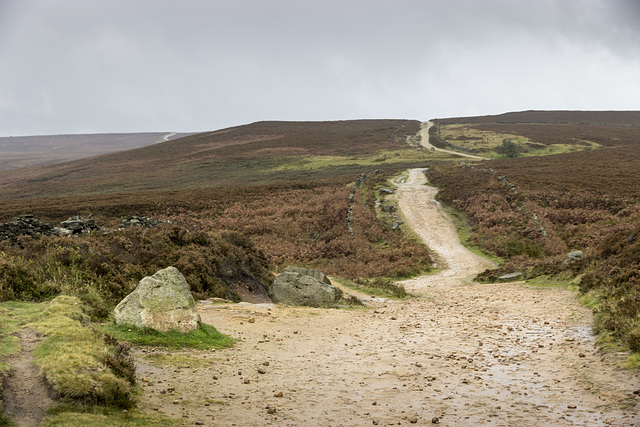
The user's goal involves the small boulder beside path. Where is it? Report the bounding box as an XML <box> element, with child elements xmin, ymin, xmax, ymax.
<box><xmin>269</xmin><ymin>266</ymin><xmax>342</xmax><ymax>307</ymax></box>
<box><xmin>114</xmin><ymin>266</ymin><xmax>201</xmax><ymax>332</ymax></box>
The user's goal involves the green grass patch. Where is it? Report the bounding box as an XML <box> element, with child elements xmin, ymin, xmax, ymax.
<box><xmin>268</xmin><ymin>149</ymin><xmax>452</xmax><ymax>173</ymax></box>
<box><xmin>0</xmin><ymin>301</ymin><xmax>48</xmax><ymax>370</ymax></box>
<box><xmin>0</xmin><ymin>297</ymin><xmax>138</xmax><ymax>411</ymax></box>
<box><xmin>27</xmin><ymin>296</ymin><xmax>136</xmax><ymax>407</ymax></box>
<box><xmin>624</xmin><ymin>353</ymin><xmax>640</xmax><ymax>371</ymax></box>
<box><xmin>99</xmin><ymin>322</ymin><xmax>234</xmax><ymax>350</ymax></box>
<box><xmin>439</xmin><ymin>123</ymin><xmax>602</xmax><ymax>159</ymax></box>
<box><xmin>440</xmin><ymin>204</ymin><xmax>503</xmax><ymax>265</ymax></box>
<box><xmin>333</xmin><ymin>276</ymin><xmax>409</xmax><ymax>300</ymax></box>
<box><xmin>41</xmin><ymin>405</ymin><xmax>178</xmax><ymax>426</ymax></box>
<box><xmin>141</xmin><ymin>352</ymin><xmax>218</xmax><ymax>368</ymax></box>
<box><xmin>525</xmin><ymin>274</ymin><xmax>580</xmax><ymax>292</ymax></box>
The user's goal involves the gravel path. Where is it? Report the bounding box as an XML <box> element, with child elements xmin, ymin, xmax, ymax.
<box><xmin>135</xmin><ymin>170</ymin><xmax>640</xmax><ymax>426</ymax></box>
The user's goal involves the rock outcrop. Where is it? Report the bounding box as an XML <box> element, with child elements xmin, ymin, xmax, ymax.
<box><xmin>118</xmin><ymin>216</ymin><xmax>170</xmax><ymax>229</ymax></box>
<box><xmin>496</xmin><ymin>272</ymin><xmax>524</xmax><ymax>283</ymax></box>
<box><xmin>0</xmin><ymin>215</ymin><xmax>53</xmax><ymax>241</ymax></box>
<box><xmin>561</xmin><ymin>250</ymin><xmax>584</xmax><ymax>269</ymax></box>
<box><xmin>0</xmin><ymin>214</ymin><xmax>170</xmax><ymax>242</ymax></box>
<box><xmin>113</xmin><ymin>266</ymin><xmax>201</xmax><ymax>333</ymax></box>
<box><xmin>269</xmin><ymin>266</ymin><xmax>342</xmax><ymax>307</ymax></box>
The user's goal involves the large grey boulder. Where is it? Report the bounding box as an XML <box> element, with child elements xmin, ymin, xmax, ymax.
<box><xmin>114</xmin><ymin>266</ymin><xmax>201</xmax><ymax>333</ymax></box>
<box><xmin>269</xmin><ymin>266</ymin><xmax>342</xmax><ymax>307</ymax></box>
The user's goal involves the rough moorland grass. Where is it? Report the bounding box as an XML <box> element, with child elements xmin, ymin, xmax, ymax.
<box><xmin>0</xmin><ymin>297</ymin><xmax>137</xmax><ymax>408</ymax></box>
<box><xmin>40</xmin><ymin>406</ymin><xmax>178</xmax><ymax>427</ymax></box>
<box><xmin>333</xmin><ymin>276</ymin><xmax>408</xmax><ymax>300</ymax></box>
<box><xmin>439</xmin><ymin>203</ymin><xmax>503</xmax><ymax>265</ymax></box>
<box><xmin>99</xmin><ymin>323</ymin><xmax>234</xmax><ymax>350</ymax></box>
<box><xmin>438</xmin><ymin>123</ymin><xmax>603</xmax><ymax>158</ymax></box>
<box><xmin>27</xmin><ymin>296</ymin><xmax>137</xmax><ymax>408</ymax></box>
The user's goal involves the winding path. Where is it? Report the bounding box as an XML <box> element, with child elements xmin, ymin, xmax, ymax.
<box><xmin>420</xmin><ymin>121</ymin><xmax>489</xmax><ymax>160</ymax></box>
<box><xmin>135</xmin><ymin>170</ymin><xmax>640</xmax><ymax>426</ymax></box>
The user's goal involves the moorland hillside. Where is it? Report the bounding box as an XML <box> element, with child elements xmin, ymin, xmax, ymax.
<box><xmin>0</xmin><ymin>119</ymin><xmax>437</xmax><ymax>312</ymax></box>
<box><xmin>426</xmin><ymin>110</ymin><xmax>640</xmax><ymax>352</ymax></box>
<box><xmin>0</xmin><ymin>132</ymin><xmax>192</xmax><ymax>171</ymax></box>
<box><xmin>0</xmin><ymin>120</ymin><xmax>424</xmax><ymax>200</ymax></box>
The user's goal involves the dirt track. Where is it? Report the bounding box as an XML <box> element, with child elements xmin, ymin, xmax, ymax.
<box><xmin>136</xmin><ymin>169</ymin><xmax>640</xmax><ymax>426</ymax></box>
<box><xmin>419</xmin><ymin>122</ymin><xmax>488</xmax><ymax>160</ymax></box>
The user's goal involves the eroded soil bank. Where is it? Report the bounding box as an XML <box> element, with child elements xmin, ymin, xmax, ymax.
<box><xmin>3</xmin><ymin>328</ymin><xmax>56</xmax><ymax>427</ymax></box>
<box><xmin>136</xmin><ymin>169</ymin><xmax>640</xmax><ymax>426</ymax></box>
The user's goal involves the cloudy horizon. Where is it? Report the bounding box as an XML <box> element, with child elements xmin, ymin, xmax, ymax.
<box><xmin>1</xmin><ymin>0</ymin><xmax>639</xmax><ymax>136</ymax></box>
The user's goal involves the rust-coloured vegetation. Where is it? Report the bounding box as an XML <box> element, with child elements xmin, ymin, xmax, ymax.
<box><xmin>428</xmin><ymin>124</ymin><xmax>640</xmax><ymax>351</ymax></box>
<box><xmin>0</xmin><ymin>120</ymin><xmax>423</xmax><ymax>199</ymax></box>
<box><xmin>0</xmin><ymin>120</ymin><xmax>433</xmax><ymax>311</ymax></box>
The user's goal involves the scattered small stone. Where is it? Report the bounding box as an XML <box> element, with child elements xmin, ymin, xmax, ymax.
<box><xmin>267</xmin><ymin>408</ymin><xmax>277</xmax><ymax>415</ymax></box>
<box><xmin>567</xmin><ymin>404</ymin><xmax>577</xmax><ymax>409</ymax></box>
<box><xmin>578</xmin><ymin>353</ymin><xmax>585</xmax><ymax>358</ymax></box>
<box><xmin>257</xmin><ymin>367</ymin><xmax>267</xmax><ymax>374</ymax></box>
<box><xmin>372</xmin><ymin>401</ymin><xmax>377</xmax><ymax>406</ymax></box>
<box><xmin>373</xmin><ymin>421</ymin><xmax>379</xmax><ymax>425</ymax></box>
<box><xmin>432</xmin><ymin>416</ymin><xmax>440</xmax><ymax>424</ymax></box>
<box><xmin>633</xmin><ymin>389</ymin><xmax>640</xmax><ymax>395</ymax></box>
<box><xmin>262</xmin><ymin>361</ymin><xmax>270</xmax><ymax>366</ymax></box>
<box><xmin>248</xmin><ymin>318</ymin><xmax>256</xmax><ymax>323</ymax></box>
<box><xmin>274</xmin><ymin>391</ymin><xmax>284</xmax><ymax>397</ymax></box>
<box><xmin>410</xmin><ymin>416</ymin><xmax>418</xmax><ymax>423</ymax></box>
<box><xmin>243</xmin><ymin>379</ymin><xmax>251</xmax><ymax>384</ymax></box>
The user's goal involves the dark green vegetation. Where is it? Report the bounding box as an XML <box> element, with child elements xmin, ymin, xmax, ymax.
<box><xmin>426</xmin><ymin>110</ymin><xmax>640</xmax><ymax>354</ymax></box>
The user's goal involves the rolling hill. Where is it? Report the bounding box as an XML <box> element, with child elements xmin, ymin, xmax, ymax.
<box><xmin>0</xmin><ymin>120</ymin><xmax>422</xmax><ymax>202</ymax></box>
<box><xmin>0</xmin><ymin>132</ymin><xmax>192</xmax><ymax>171</ymax></box>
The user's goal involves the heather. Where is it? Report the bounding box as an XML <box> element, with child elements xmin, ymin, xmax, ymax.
<box><xmin>427</xmin><ymin>143</ymin><xmax>640</xmax><ymax>351</ymax></box>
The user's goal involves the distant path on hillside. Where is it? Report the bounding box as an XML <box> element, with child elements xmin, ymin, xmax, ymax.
<box><xmin>160</xmin><ymin>132</ymin><xmax>177</xmax><ymax>142</ymax></box>
<box><xmin>420</xmin><ymin>121</ymin><xmax>489</xmax><ymax>160</ymax></box>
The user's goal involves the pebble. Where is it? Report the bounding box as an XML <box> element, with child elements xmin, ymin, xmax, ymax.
<box><xmin>410</xmin><ymin>416</ymin><xmax>418</xmax><ymax>423</ymax></box>
<box><xmin>274</xmin><ymin>391</ymin><xmax>284</xmax><ymax>397</ymax></box>
<box><xmin>432</xmin><ymin>416</ymin><xmax>440</xmax><ymax>424</ymax></box>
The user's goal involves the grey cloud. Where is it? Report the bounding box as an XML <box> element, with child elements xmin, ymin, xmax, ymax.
<box><xmin>0</xmin><ymin>0</ymin><xmax>638</xmax><ymax>136</ymax></box>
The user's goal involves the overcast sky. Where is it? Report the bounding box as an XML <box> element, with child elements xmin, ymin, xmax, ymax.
<box><xmin>0</xmin><ymin>0</ymin><xmax>639</xmax><ymax>136</ymax></box>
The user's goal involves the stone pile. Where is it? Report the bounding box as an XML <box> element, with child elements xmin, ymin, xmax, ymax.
<box><xmin>119</xmin><ymin>216</ymin><xmax>170</xmax><ymax>229</ymax></box>
<box><xmin>55</xmin><ymin>215</ymin><xmax>101</xmax><ymax>236</ymax></box>
<box><xmin>0</xmin><ymin>215</ymin><xmax>53</xmax><ymax>241</ymax></box>
<box><xmin>0</xmin><ymin>214</ymin><xmax>170</xmax><ymax>242</ymax></box>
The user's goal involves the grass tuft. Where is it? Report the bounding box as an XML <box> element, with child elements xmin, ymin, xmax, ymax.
<box><xmin>99</xmin><ymin>323</ymin><xmax>234</xmax><ymax>350</ymax></box>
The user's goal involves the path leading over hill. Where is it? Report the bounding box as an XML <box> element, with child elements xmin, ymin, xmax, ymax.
<box><xmin>135</xmin><ymin>170</ymin><xmax>640</xmax><ymax>426</ymax></box>
<box><xmin>419</xmin><ymin>121</ymin><xmax>489</xmax><ymax>160</ymax></box>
